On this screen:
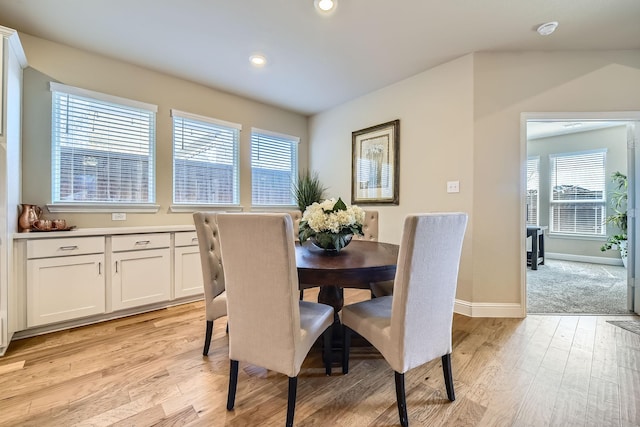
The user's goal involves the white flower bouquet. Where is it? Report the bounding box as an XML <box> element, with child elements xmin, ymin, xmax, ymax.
<box><xmin>299</xmin><ymin>197</ymin><xmax>365</xmax><ymax>252</ymax></box>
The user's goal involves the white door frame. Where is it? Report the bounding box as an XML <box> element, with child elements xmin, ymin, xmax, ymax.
<box><xmin>520</xmin><ymin>111</ymin><xmax>640</xmax><ymax>316</ymax></box>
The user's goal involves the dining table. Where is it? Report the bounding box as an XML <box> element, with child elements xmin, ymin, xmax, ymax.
<box><xmin>296</xmin><ymin>239</ymin><xmax>399</xmax><ymax>318</ymax></box>
<box><xmin>295</xmin><ymin>239</ymin><xmax>398</xmax><ymax>358</ymax></box>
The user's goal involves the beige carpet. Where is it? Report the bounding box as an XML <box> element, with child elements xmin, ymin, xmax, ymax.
<box><xmin>527</xmin><ymin>259</ymin><xmax>630</xmax><ymax>314</ymax></box>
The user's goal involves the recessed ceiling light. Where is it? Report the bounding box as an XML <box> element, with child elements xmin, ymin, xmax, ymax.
<box><xmin>537</xmin><ymin>21</ymin><xmax>558</xmax><ymax>36</ymax></box>
<box><xmin>314</xmin><ymin>0</ymin><xmax>337</xmax><ymax>14</ymax></box>
<box><xmin>249</xmin><ymin>54</ymin><xmax>267</xmax><ymax>67</ymax></box>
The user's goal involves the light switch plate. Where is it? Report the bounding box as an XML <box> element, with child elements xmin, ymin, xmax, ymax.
<box><xmin>112</xmin><ymin>212</ymin><xmax>126</xmax><ymax>221</ymax></box>
<box><xmin>447</xmin><ymin>181</ymin><xmax>460</xmax><ymax>193</ymax></box>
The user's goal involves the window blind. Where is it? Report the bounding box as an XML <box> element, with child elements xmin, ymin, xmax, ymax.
<box><xmin>50</xmin><ymin>83</ymin><xmax>156</xmax><ymax>204</ymax></box>
<box><xmin>251</xmin><ymin>129</ymin><xmax>299</xmax><ymax>206</ymax></box>
<box><xmin>526</xmin><ymin>157</ymin><xmax>539</xmax><ymax>226</ymax></box>
<box><xmin>172</xmin><ymin>110</ymin><xmax>240</xmax><ymax>205</ymax></box>
<box><xmin>549</xmin><ymin>150</ymin><xmax>606</xmax><ymax>235</ymax></box>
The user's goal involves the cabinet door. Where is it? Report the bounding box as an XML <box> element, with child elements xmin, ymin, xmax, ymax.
<box><xmin>174</xmin><ymin>245</ymin><xmax>203</xmax><ymax>298</ymax></box>
<box><xmin>27</xmin><ymin>254</ymin><xmax>105</xmax><ymax>327</ymax></box>
<box><xmin>112</xmin><ymin>248</ymin><xmax>170</xmax><ymax>311</ymax></box>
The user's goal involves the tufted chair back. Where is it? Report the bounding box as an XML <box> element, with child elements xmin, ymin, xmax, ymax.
<box><xmin>354</xmin><ymin>210</ymin><xmax>378</xmax><ymax>241</ymax></box>
<box><xmin>286</xmin><ymin>210</ymin><xmax>304</xmax><ymax>240</ymax></box>
<box><xmin>287</xmin><ymin>209</ymin><xmax>378</xmax><ymax>241</ymax></box>
<box><xmin>193</xmin><ymin>212</ymin><xmax>228</xmax><ymax>355</ymax></box>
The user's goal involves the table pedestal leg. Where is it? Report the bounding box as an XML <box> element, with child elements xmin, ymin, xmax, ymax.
<box><xmin>317</xmin><ymin>286</ymin><xmax>343</xmax><ymax>323</ymax></box>
<box><xmin>317</xmin><ymin>286</ymin><xmax>345</xmax><ymax>365</ymax></box>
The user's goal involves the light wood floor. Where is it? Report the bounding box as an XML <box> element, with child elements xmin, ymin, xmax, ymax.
<box><xmin>1</xmin><ymin>289</ymin><xmax>639</xmax><ymax>426</ymax></box>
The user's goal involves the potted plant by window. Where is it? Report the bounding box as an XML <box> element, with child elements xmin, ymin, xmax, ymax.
<box><xmin>292</xmin><ymin>170</ymin><xmax>327</xmax><ymax>212</ymax></box>
<box><xmin>601</xmin><ymin>171</ymin><xmax>627</xmax><ymax>267</ymax></box>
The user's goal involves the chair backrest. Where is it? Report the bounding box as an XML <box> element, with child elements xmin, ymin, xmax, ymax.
<box><xmin>389</xmin><ymin>213</ymin><xmax>467</xmax><ymax>372</ymax></box>
<box><xmin>216</xmin><ymin>213</ymin><xmax>302</xmax><ymax>377</ymax></box>
<box><xmin>286</xmin><ymin>210</ymin><xmax>303</xmax><ymax>241</ymax></box>
<box><xmin>193</xmin><ymin>212</ymin><xmax>226</xmax><ymax>319</ymax></box>
<box><xmin>288</xmin><ymin>209</ymin><xmax>378</xmax><ymax>241</ymax></box>
<box><xmin>353</xmin><ymin>210</ymin><xmax>378</xmax><ymax>241</ymax></box>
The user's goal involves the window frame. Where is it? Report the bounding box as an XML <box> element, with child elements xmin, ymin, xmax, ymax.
<box><xmin>548</xmin><ymin>148</ymin><xmax>607</xmax><ymax>238</ymax></box>
<box><xmin>170</xmin><ymin>109</ymin><xmax>242</xmax><ymax>212</ymax></box>
<box><xmin>48</xmin><ymin>82</ymin><xmax>159</xmax><ymax>213</ymax></box>
<box><xmin>250</xmin><ymin>127</ymin><xmax>300</xmax><ymax>209</ymax></box>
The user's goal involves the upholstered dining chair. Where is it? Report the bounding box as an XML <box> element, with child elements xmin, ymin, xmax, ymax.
<box><xmin>341</xmin><ymin>213</ymin><xmax>468</xmax><ymax>427</ymax></box>
<box><xmin>217</xmin><ymin>213</ymin><xmax>334</xmax><ymax>427</ymax></box>
<box><xmin>193</xmin><ymin>212</ymin><xmax>228</xmax><ymax>356</ymax></box>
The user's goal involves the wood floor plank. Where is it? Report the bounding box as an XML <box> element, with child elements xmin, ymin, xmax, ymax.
<box><xmin>1</xmin><ymin>298</ymin><xmax>638</xmax><ymax>427</ymax></box>
<box><xmin>618</xmin><ymin>365</ymin><xmax>640</xmax><ymax>426</ymax></box>
<box><xmin>585</xmin><ymin>376</ymin><xmax>621</xmax><ymax>427</ymax></box>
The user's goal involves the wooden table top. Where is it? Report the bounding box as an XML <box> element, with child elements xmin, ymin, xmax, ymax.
<box><xmin>296</xmin><ymin>240</ymin><xmax>399</xmax><ymax>289</ymax></box>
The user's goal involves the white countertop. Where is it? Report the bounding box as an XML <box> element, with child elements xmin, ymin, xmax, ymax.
<box><xmin>13</xmin><ymin>225</ymin><xmax>196</xmax><ymax>239</ymax></box>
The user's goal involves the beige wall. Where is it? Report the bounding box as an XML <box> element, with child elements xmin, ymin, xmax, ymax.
<box><xmin>310</xmin><ymin>55</ymin><xmax>475</xmax><ymax>302</ymax></box>
<box><xmin>528</xmin><ymin>125</ymin><xmax>627</xmax><ymax>260</ymax></box>
<box><xmin>473</xmin><ymin>51</ymin><xmax>640</xmax><ymax>305</ymax></box>
<box><xmin>311</xmin><ymin>50</ymin><xmax>640</xmax><ymax>310</ymax></box>
<box><xmin>20</xmin><ymin>33</ymin><xmax>309</xmax><ymax>228</ymax></box>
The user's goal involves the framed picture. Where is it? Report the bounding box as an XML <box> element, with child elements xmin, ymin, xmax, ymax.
<box><xmin>351</xmin><ymin>119</ymin><xmax>400</xmax><ymax>205</ymax></box>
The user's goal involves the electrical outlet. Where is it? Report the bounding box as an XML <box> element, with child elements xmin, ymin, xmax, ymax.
<box><xmin>447</xmin><ymin>181</ymin><xmax>460</xmax><ymax>193</ymax></box>
<box><xmin>112</xmin><ymin>212</ymin><xmax>126</xmax><ymax>221</ymax></box>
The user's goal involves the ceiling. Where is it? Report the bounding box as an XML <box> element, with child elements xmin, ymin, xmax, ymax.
<box><xmin>0</xmin><ymin>1</ymin><xmax>639</xmax><ymax>116</ymax></box>
<box><xmin>527</xmin><ymin>121</ymin><xmax>626</xmax><ymax>140</ymax></box>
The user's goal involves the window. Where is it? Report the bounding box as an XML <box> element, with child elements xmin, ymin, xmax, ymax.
<box><xmin>50</xmin><ymin>82</ymin><xmax>157</xmax><ymax>208</ymax></box>
<box><xmin>251</xmin><ymin>129</ymin><xmax>299</xmax><ymax>206</ymax></box>
<box><xmin>549</xmin><ymin>149</ymin><xmax>607</xmax><ymax>236</ymax></box>
<box><xmin>526</xmin><ymin>157</ymin><xmax>539</xmax><ymax>226</ymax></box>
<box><xmin>172</xmin><ymin>110</ymin><xmax>240</xmax><ymax>206</ymax></box>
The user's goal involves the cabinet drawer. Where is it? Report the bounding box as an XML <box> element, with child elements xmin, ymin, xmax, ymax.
<box><xmin>27</xmin><ymin>237</ymin><xmax>105</xmax><ymax>259</ymax></box>
<box><xmin>175</xmin><ymin>231</ymin><xmax>199</xmax><ymax>247</ymax></box>
<box><xmin>111</xmin><ymin>233</ymin><xmax>170</xmax><ymax>252</ymax></box>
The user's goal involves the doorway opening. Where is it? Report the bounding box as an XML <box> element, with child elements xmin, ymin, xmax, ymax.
<box><xmin>522</xmin><ymin>113</ymin><xmax>640</xmax><ymax>315</ymax></box>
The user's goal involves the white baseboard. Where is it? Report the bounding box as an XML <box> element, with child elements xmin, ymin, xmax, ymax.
<box><xmin>455</xmin><ymin>299</ymin><xmax>524</xmax><ymax>318</ymax></box>
<box><xmin>546</xmin><ymin>252</ymin><xmax>623</xmax><ymax>266</ymax></box>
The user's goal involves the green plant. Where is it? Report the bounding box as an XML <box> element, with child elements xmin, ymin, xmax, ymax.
<box><xmin>292</xmin><ymin>170</ymin><xmax>327</xmax><ymax>212</ymax></box>
<box><xmin>601</xmin><ymin>171</ymin><xmax>627</xmax><ymax>253</ymax></box>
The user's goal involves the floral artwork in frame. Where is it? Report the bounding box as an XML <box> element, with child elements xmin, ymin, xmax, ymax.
<box><xmin>351</xmin><ymin>119</ymin><xmax>400</xmax><ymax>205</ymax></box>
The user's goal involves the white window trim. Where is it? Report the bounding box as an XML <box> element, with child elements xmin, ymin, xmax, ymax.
<box><xmin>47</xmin><ymin>203</ymin><xmax>160</xmax><ymax>214</ymax></box>
<box><xmin>50</xmin><ymin>82</ymin><xmax>158</xmax><ymax>112</ymax></box>
<box><xmin>548</xmin><ymin>148</ymin><xmax>607</xmax><ymax>237</ymax></box>
<box><xmin>171</xmin><ymin>109</ymin><xmax>242</xmax><ymax>130</ymax></box>
<box><xmin>49</xmin><ymin>83</ymin><xmax>158</xmax><ymax>212</ymax></box>
<box><xmin>171</xmin><ymin>109</ymin><xmax>241</xmax><ymax>209</ymax></box>
<box><xmin>251</xmin><ymin>127</ymin><xmax>300</xmax><ymax>144</ymax></box>
<box><xmin>250</xmin><ymin>128</ymin><xmax>300</xmax><ymax>207</ymax></box>
<box><xmin>169</xmin><ymin>204</ymin><xmax>245</xmax><ymax>213</ymax></box>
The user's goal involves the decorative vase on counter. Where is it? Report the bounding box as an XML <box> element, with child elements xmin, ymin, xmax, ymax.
<box><xmin>18</xmin><ymin>204</ymin><xmax>42</xmax><ymax>232</ymax></box>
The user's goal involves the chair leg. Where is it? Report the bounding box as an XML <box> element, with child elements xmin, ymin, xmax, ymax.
<box><xmin>342</xmin><ymin>325</ymin><xmax>351</xmax><ymax>374</ymax></box>
<box><xmin>203</xmin><ymin>320</ymin><xmax>213</xmax><ymax>356</ymax></box>
<box><xmin>323</xmin><ymin>326</ymin><xmax>332</xmax><ymax>376</ymax></box>
<box><xmin>395</xmin><ymin>371</ymin><xmax>409</xmax><ymax>427</ymax></box>
<box><xmin>442</xmin><ymin>353</ymin><xmax>455</xmax><ymax>401</ymax></box>
<box><xmin>286</xmin><ymin>376</ymin><xmax>298</xmax><ymax>427</ymax></box>
<box><xmin>299</xmin><ymin>289</ymin><xmax>304</xmax><ymax>300</ymax></box>
<box><xmin>227</xmin><ymin>360</ymin><xmax>239</xmax><ymax>410</ymax></box>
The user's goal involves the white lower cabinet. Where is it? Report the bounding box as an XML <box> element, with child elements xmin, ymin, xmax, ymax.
<box><xmin>26</xmin><ymin>237</ymin><xmax>105</xmax><ymax>327</ymax></box>
<box><xmin>174</xmin><ymin>231</ymin><xmax>203</xmax><ymax>298</ymax></box>
<box><xmin>14</xmin><ymin>227</ymin><xmax>202</xmax><ymax>337</ymax></box>
<box><xmin>111</xmin><ymin>234</ymin><xmax>171</xmax><ymax>311</ymax></box>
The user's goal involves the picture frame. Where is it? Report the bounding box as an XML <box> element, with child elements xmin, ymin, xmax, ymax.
<box><xmin>351</xmin><ymin>119</ymin><xmax>400</xmax><ymax>205</ymax></box>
